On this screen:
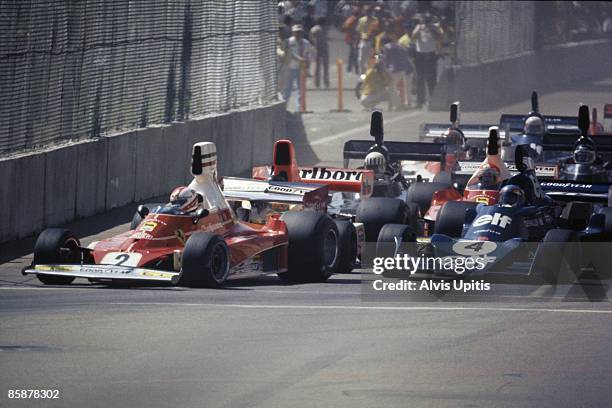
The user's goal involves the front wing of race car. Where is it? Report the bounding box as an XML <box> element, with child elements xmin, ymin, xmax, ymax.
<box><xmin>428</xmin><ymin>235</ymin><xmax>529</xmax><ymax>276</ymax></box>
<box><xmin>23</xmin><ymin>264</ymin><xmax>181</xmax><ymax>283</ymax></box>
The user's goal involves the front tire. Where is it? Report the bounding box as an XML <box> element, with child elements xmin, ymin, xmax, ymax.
<box><xmin>356</xmin><ymin>197</ymin><xmax>411</xmax><ymax>242</ymax></box>
<box><xmin>181</xmin><ymin>233</ymin><xmax>230</xmax><ymax>288</ymax></box>
<box><xmin>279</xmin><ymin>212</ymin><xmax>340</xmax><ymax>282</ymax></box>
<box><xmin>33</xmin><ymin>228</ymin><xmax>80</xmax><ymax>285</ymax></box>
<box><xmin>530</xmin><ymin>229</ymin><xmax>579</xmax><ymax>284</ymax></box>
<box><xmin>434</xmin><ymin>201</ymin><xmax>478</xmax><ymax>238</ymax></box>
<box><xmin>376</xmin><ymin>223</ymin><xmax>416</xmax><ymax>258</ymax></box>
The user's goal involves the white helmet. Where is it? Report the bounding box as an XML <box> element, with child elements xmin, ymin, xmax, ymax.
<box><xmin>364</xmin><ymin>151</ymin><xmax>386</xmax><ymax>174</ymax></box>
<box><xmin>524</xmin><ymin>116</ymin><xmax>545</xmax><ymax>135</ymax></box>
<box><xmin>169</xmin><ymin>186</ymin><xmax>199</xmax><ymax>213</ymax></box>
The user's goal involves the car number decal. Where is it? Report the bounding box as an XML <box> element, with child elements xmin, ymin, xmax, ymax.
<box><xmin>101</xmin><ymin>252</ymin><xmax>142</xmax><ymax>267</ymax></box>
<box><xmin>452</xmin><ymin>241</ymin><xmax>497</xmax><ymax>256</ymax></box>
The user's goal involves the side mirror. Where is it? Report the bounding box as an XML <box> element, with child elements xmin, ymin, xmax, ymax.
<box><xmin>193</xmin><ymin>208</ymin><xmax>209</xmax><ymax>224</ymax></box>
<box><xmin>137</xmin><ymin>205</ymin><xmax>150</xmax><ymax>218</ymax></box>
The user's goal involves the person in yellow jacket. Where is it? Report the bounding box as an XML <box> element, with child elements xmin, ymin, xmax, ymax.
<box><xmin>359</xmin><ymin>55</ymin><xmax>398</xmax><ymax>111</ymax></box>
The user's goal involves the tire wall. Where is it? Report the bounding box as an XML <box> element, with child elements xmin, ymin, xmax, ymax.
<box><xmin>0</xmin><ymin>102</ymin><xmax>286</xmax><ymax>243</ymax></box>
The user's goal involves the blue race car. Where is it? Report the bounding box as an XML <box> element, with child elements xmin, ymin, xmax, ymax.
<box><xmin>426</xmin><ymin>145</ymin><xmax>612</xmax><ymax>283</ymax></box>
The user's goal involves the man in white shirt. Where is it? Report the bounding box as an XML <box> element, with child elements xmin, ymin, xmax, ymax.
<box><xmin>282</xmin><ymin>25</ymin><xmax>312</xmax><ymax>110</ymax></box>
<box><xmin>411</xmin><ymin>11</ymin><xmax>443</xmax><ymax>108</ymax></box>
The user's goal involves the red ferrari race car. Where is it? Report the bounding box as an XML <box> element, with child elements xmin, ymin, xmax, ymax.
<box><xmin>23</xmin><ymin>142</ymin><xmax>342</xmax><ymax>287</ymax></box>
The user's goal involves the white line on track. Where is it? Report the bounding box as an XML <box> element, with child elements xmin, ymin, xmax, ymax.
<box><xmin>108</xmin><ymin>302</ymin><xmax>612</xmax><ymax>315</ymax></box>
<box><xmin>310</xmin><ymin>111</ymin><xmax>422</xmax><ymax>146</ymax></box>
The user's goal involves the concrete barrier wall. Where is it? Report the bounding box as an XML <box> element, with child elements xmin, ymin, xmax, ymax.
<box><xmin>0</xmin><ymin>102</ymin><xmax>286</xmax><ymax>243</ymax></box>
<box><xmin>431</xmin><ymin>39</ymin><xmax>612</xmax><ymax>111</ymax></box>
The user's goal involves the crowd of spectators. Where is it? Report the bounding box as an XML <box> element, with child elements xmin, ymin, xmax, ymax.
<box><xmin>277</xmin><ymin>0</ymin><xmax>454</xmax><ymax>111</ymax></box>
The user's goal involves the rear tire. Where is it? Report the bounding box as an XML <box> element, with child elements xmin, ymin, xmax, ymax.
<box><xmin>356</xmin><ymin>197</ymin><xmax>410</xmax><ymax>242</ymax></box>
<box><xmin>530</xmin><ymin>229</ymin><xmax>579</xmax><ymax>284</ymax></box>
<box><xmin>181</xmin><ymin>233</ymin><xmax>230</xmax><ymax>288</ymax></box>
<box><xmin>33</xmin><ymin>228</ymin><xmax>79</xmax><ymax>285</ymax></box>
<box><xmin>279</xmin><ymin>212</ymin><xmax>340</xmax><ymax>282</ymax></box>
<box><xmin>406</xmin><ymin>182</ymin><xmax>451</xmax><ymax>215</ymax></box>
<box><xmin>434</xmin><ymin>201</ymin><xmax>478</xmax><ymax>238</ymax></box>
<box><xmin>335</xmin><ymin>220</ymin><xmax>358</xmax><ymax>274</ymax></box>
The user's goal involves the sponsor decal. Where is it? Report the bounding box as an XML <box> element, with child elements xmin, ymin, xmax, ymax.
<box><xmin>81</xmin><ymin>266</ymin><xmax>131</xmax><ymax>275</ymax></box>
<box><xmin>140</xmin><ymin>221</ymin><xmax>157</xmax><ymax>232</ymax></box>
<box><xmin>541</xmin><ymin>182</ymin><xmax>593</xmax><ymax>189</ymax></box>
<box><xmin>139</xmin><ymin>271</ymin><xmax>175</xmax><ymax>279</ymax></box>
<box><xmin>473</xmin><ymin>213</ymin><xmax>512</xmax><ymax>228</ymax></box>
<box><xmin>266</xmin><ymin>185</ymin><xmax>309</xmax><ymax>195</ymax></box>
<box><xmin>300</xmin><ymin>167</ymin><xmax>363</xmax><ymax>181</ymax></box>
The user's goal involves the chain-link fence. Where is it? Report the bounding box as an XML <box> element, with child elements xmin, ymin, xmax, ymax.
<box><xmin>454</xmin><ymin>1</ymin><xmax>612</xmax><ymax>67</ymax></box>
<box><xmin>0</xmin><ymin>0</ymin><xmax>278</xmax><ymax>155</ymax></box>
<box><xmin>454</xmin><ymin>1</ymin><xmax>534</xmax><ymax>66</ymax></box>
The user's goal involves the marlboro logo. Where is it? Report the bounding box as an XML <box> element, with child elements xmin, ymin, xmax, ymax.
<box><xmin>300</xmin><ymin>167</ymin><xmax>363</xmax><ymax>181</ymax></box>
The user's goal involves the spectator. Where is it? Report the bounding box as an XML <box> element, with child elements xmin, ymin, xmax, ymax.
<box><xmin>282</xmin><ymin>24</ymin><xmax>312</xmax><ymax>110</ymax></box>
<box><xmin>382</xmin><ymin>37</ymin><xmax>413</xmax><ymax>109</ymax></box>
<box><xmin>303</xmin><ymin>3</ymin><xmax>316</xmax><ymax>34</ymax></box>
<box><xmin>279</xmin><ymin>14</ymin><xmax>293</xmax><ymax>41</ymax></box>
<box><xmin>396</xmin><ymin>27</ymin><xmax>415</xmax><ymax>107</ymax></box>
<box><xmin>359</xmin><ymin>55</ymin><xmax>396</xmax><ymax>111</ymax></box>
<box><xmin>341</xmin><ymin>6</ymin><xmax>360</xmax><ymax>74</ymax></box>
<box><xmin>310</xmin><ymin>17</ymin><xmax>330</xmax><ymax>88</ymax></box>
<box><xmin>357</xmin><ymin>5</ymin><xmax>375</xmax><ymax>75</ymax></box>
<box><xmin>277</xmin><ymin>28</ymin><xmax>291</xmax><ymax>96</ymax></box>
<box><xmin>411</xmin><ymin>11</ymin><xmax>443</xmax><ymax>108</ymax></box>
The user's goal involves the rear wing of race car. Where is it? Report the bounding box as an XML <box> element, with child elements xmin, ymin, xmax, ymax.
<box><xmin>542</xmin><ymin>132</ymin><xmax>612</xmax><ymax>152</ymax></box>
<box><xmin>540</xmin><ymin>181</ymin><xmax>611</xmax><ymax>203</ymax></box>
<box><xmin>342</xmin><ymin>139</ymin><xmax>445</xmax><ymax>166</ymax></box>
<box><xmin>499</xmin><ymin>114</ymin><xmax>579</xmax><ymax>135</ymax></box>
<box><xmin>420</xmin><ymin>123</ymin><xmax>494</xmax><ymax>142</ymax></box>
<box><xmin>454</xmin><ymin>161</ymin><xmax>559</xmax><ymax>179</ymax></box>
<box><xmin>222</xmin><ymin>177</ymin><xmax>328</xmax><ymax>211</ymax></box>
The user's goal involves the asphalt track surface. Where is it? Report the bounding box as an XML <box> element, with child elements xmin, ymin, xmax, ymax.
<box><xmin>2</xmin><ymin>75</ymin><xmax>612</xmax><ymax>407</ymax></box>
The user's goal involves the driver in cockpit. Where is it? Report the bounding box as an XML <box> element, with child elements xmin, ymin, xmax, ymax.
<box><xmin>364</xmin><ymin>151</ymin><xmax>387</xmax><ymax>177</ymax></box>
<box><xmin>476</xmin><ymin>167</ymin><xmax>501</xmax><ymax>189</ymax></box>
<box><xmin>157</xmin><ymin>186</ymin><xmax>202</xmax><ymax>215</ymax></box>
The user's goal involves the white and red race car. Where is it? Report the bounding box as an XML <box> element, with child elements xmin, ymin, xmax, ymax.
<box><xmin>23</xmin><ymin>142</ymin><xmax>342</xmax><ymax>287</ymax></box>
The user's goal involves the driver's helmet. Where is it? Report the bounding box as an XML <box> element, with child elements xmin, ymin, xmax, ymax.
<box><xmin>442</xmin><ymin>128</ymin><xmax>464</xmax><ymax>155</ymax></box>
<box><xmin>499</xmin><ymin>184</ymin><xmax>525</xmax><ymax>208</ymax></box>
<box><xmin>523</xmin><ymin>116</ymin><xmax>545</xmax><ymax>135</ymax></box>
<box><xmin>477</xmin><ymin>166</ymin><xmax>500</xmax><ymax>189</ymax></box>
<box><xmin>573</xmin><ymin>143</ymin><xmax>596</xmax><ymax>165</ymax></box>
<box><xmin>364</xmin><ymin>151</ymin><xmax>386</xmax><ymax>175</ymax></box>
<box><xmin>169</xmin><ymin>186</ymin><xmax>199</xmax><ymax>212</ymax></box>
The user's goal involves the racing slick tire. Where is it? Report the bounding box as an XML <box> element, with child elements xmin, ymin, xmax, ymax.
<box><xmin>181</xmin><ymin>233</ymin><xmax>230</xmax><ymax>288</ymax></box>
<box><xmin>130</xmin><ymin>203</ymin><xmax>164</xmax><ymax>230</ymax></box>
<box><xmin>434</xmin><ymin>201</ymin><xmax>478</xmax><ymax>238</ymax></box>
<box><xmin>33</xmin><ymin>228</ymin><xmax>80</xmax><ymax>285</ymax></box>
<box><xmin>356</xmin><ymin>197</ymin><xmax>411</xmax><ymax>242</ymax></box>
<box><xmin>376</xmin><ymin>223</ymin><xmax>416</xmax><ymax>258</ymax></box>
<box><xmin>279</xmin><ymin>211</ymin><xmax>340</xmax><ymax>282</ymax></box>
<box><xmin>335</xmin><ymin>219</ymin><xmax>358</xmax><ymax>274</ymax></box>
<box><xmin>406</xmin><ymin>182</ymin><xmax>451</xmax><ymax>215</ymax></box>
<box><xmin>600</xmin><ymin>207</ymin><xmax>612</xmax><ymax>236</ymax></box>
<box><xmin>530</xmin><ymin>229</ymin><xmax>579</xmax><ymax>285</ymax></box>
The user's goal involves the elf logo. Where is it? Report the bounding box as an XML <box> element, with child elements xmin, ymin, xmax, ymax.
<box><xmin>473</xmin><ymin>213</ymin><xmax>512</xmax><ymax>228</ymax></box>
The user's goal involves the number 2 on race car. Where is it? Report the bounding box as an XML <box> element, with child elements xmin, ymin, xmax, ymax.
<box><xmin>452</xmin><ymin>241</ymin><xmax>497</xmax><ymax>256</ymax></box>
<box><xmin>100</xmin><ymin>252</ymin><xmax>142</xmax><ymax>267</ymax></box>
